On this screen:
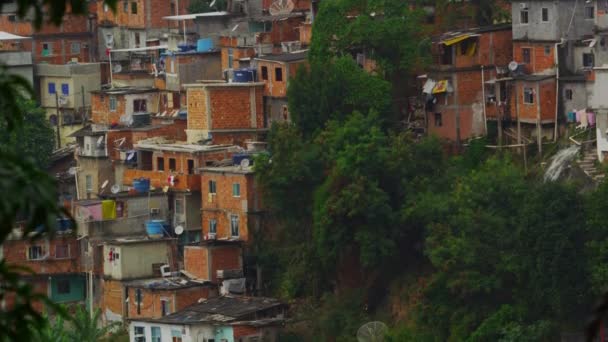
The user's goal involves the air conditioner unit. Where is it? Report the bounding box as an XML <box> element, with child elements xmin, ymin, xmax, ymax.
<box><xmin>205</xmin><ymin>233</ymin><xmax>216</xmax><ymax>240</ymax></box>
<box><xmin>160</xmin><ymin>264</ymin><xmax>171</xmax><ymax>277</ymax></box>
<box><xmin>520</xmin><ymin>3</ymin><xmax>528</xmax><ymax>10</ymax></box>
<box><xmin>150</xmin><ymin>208</ymin><xmax>160</xmax><ymax>214</ymax></box>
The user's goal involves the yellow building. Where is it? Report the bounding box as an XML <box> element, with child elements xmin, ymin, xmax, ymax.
<box><xmin>36</xmin><ymin>63</ymin><xmax>101</xmax><ymax>148</ymax></box>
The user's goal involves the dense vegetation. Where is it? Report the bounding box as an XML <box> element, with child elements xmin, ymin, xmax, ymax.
<box><xmin>255</xmin><ymin>0</ymin><xmax>606</xmax><ymax>340</ymax></box>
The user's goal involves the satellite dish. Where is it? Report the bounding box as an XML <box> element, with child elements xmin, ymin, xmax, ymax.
<box><xmin>356</xmin><ymin>321</ymin><xmax>388</xmax><ymax>342</ymax></box>
<box><xmin>97</xmin><ymin>136</ymin><xmax>104</xmax><ymax>145</ymax></box>
<box><xmin>174</xmin><ymin>225</ymin><xmax>184</xmax><ymax>235</ymax></box>
<box><xmin>111</xmin><ymin>184</ymin><xmax>121</xmax><ymax>194</ymax></box>
<box><xmin>113</xmin><ymin>64</ymin><xmax>122</xmax><ymax>73</ymax></box>
<box><xmin>68</xmin><ymin>167</ymin><xmax>77</xmax><ymax>176</ymax></box>
<box><xmin>101</xmin><ymin>180</ymin><xmax>109</xmax><ymax>189</ymax></box>
<box><xmin>269</xmin><ymin>0</ymin><xmax>294</xmax><ymax>16</ymax></box>
<box><xmin>240</xmin><ymin>158</ymin><xmax>250</xmax><ymax>168</ymax></box>
<box><xmin>508</xmin><ymin>60</ymin><xmax>519</xmax><ymax>72</ymax></box>
<box><xmin>127</xmin><ymin>152</ymin><xmax>136</xmax><ymax>161</ymax></box>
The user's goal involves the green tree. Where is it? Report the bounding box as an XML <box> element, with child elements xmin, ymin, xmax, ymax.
<box><xmin>0</xmin><ymin>99</ymin><xmax>55</xmax><ymax>167</ymax></box>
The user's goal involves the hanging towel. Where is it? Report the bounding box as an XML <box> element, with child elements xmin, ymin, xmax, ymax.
<box><xmin>422</xmin><ymin>79</ymin><xmax>436</xmax><ymax>94</ymax></box>
<box><xmin>575</xmin><ymin>109</ymin><xmax>582</xmax><ymax>123</ymax></box>
<box><xmin>578</xmin><ymin>109</ymin><xmax>589</xmax><ymax>129</ymax></box>
<box><xmin>588</xmin><ymin>111</ymin><xmax>596</xmax><ymax>126</ymax></box>
<box><xmin>102</xmin><ymin>200</ymin><xmax>116</xmax><ymax>220</ymax></box>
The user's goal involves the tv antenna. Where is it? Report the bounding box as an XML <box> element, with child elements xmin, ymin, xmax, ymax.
<box><xmin>356</xmin><ymin>321</ymin><xmax>388</xmax><ymax>342</ymax></box>
<box><xmin>269</xmin><ymin>0</ymin><xmax>294</xmax><ymax>16</ymax></box>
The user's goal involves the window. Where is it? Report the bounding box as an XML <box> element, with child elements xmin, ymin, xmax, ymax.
<box><xmin>135</xmin><ymin>288</ymin><xmax>143</xmax><ymax>314</ymax></box>
<box><xmin>169</xmin><ymin>158</ymin><xmax>176</xmax><ymax>171</ymax></box>
<box><xmin>524</xmin><ymin>87</ymin><xmax>534</xmax><ymax>104</ymax></box>
<box><xmin>131</xmin><ymin>1</ymin><xmax>137</xmax><ymax>14</ymax></box>
<box><xmin>28</xmin><ymin>245</ymin><xmax>44</xmax><ymax>260</ymax></box>
<box><xmin>583</xmin><ymin>53</ymin><xmax>595</xmax><ymax>68</ymax></box>
<box><xmin>170</xmin><ymin>1</ymin><xmax>176</xmax><ymax>15</ymax></box>
<box><xmin>261</xmin><ymin>66</ymin><xmax>268</xmax><ymax>80</ymax></box>
<box><xmin>157</xmin><ymin>157</ymin><xmax>165</xmax><ymax>171</ymax></box>
<box><xmin>434</xmin><ymin>113</ymin><xmax>442</xmax><ymax>127</ymax></box>
<box><xmin>544</xmin><ymin>45</ymin><xmax>552</xmax><ymax>56</ymax></box>
<box><xmin>8</xmin><ymin>15</ymin><xmax>16</xmax><ymax>22</ymax></box>
<box><xmin>541</xmin><ymin>8</ymin><xmax>549</xmax><ymax>22</ymax></box>
<box><xmin>275</xmin><ymin>67</ymin><xmax>283</xmax><ymax>81</ymax></box>
<box><xmin>85</xmin><ymin>175</ymin><xmax>93</xmax><ymax>192</ymax></box>
<box><xmin>171</xmin><ymin>330</ymin><xmax>183</xmax><ymax>342</ymax></box>
<box><xmin>585</xmin><ymin>6</ymin><xmax>595</xmax><ymax>19</ymax></box>
<box><xmin>520</xmin><ymin>9</ymin><xmax>529</xmax><ymax>24</ymax></box>
<box><xmin>109</xmin><ymin>96</ymin><xmax>117</xmax><ymax>112</ymax></box>
<box><xmin>230</xmin><ymin>215</ymin><xmax>239</xmax><ymax>237</ymax></box>
<box><xmin>522</xmin><ymin>48</ymin><xmax>531</xmax><ymax>64</ymax></box>
<box><xmin>56</xmin><ymin>279</ymin><xmax>70</xmax><ymax>294</ymax></box>
<box><xmin>123</xmin><ymin>0</ymin><xmax>128</xmax><ymax>12</ymax></box>
<box><xmin>151</xmin><ymin>327</ymin><xmax>161</xmax><ymax>342</ymax></box>
<box><xmin>209</xmin><ymin>219</ymin><xmax>217</xmax><ymax>234</ymax></box>
<box><xmin>228</xmin><ymin>48</ymin><xmax>234</xmax><ymax>68</ymax></box>
<box><xmin>161</xmin><ymin>298</ymin><xmax>170</xmax><ymax>316</ymax></box>
<box><xmin>48</xmin><ymin>82</ymin><xmax>56</xmax><ymax>94</ymax></box>
<box><xmin>61</xmin><ymin>83</ymin><xmax>69</xmax><ymax>95</ymax></box>
<box><xmin>175</xmin><ymin>198</ymin><xmax>184</xmax><ymax>216</ymax></box>
<box><xmin>232</xmin><ymin>183</ymin><xmax>241</xmax><ymax>197</ymax></box>
<box><xmin>134</xmin><ymin>99</ymin><xmax>147</xmax><ymax>112</ymax></box>
<box><xmin>134</xmin><ymin>326</ymin><xmax>145</xmax><ymax>342</ymax></box>
<box><xmin>42</xmin><ymin>42</ymin><xmax>52</xmax><ymax>56</ymax></box>
<box><xmin>565</xmin><ymin>88</ymin><xmax>573</xmax><ymax>100</ymax></box>
<box><xmin>71</xmin><ymin>42</ymin><xmax>80</xmax><ymax>54</ymax></box>
<box><xmin>55</xmin><ymin>244</ymin><xmax>69</xmax><ymax>259</ymax></box>
<box><xmin>187</xmin><ymin>159</ymin><xmax>194</xmax><ymax>175</ymax></box>
<box><xmin>209</xmin><ymin>180</ymin><xmax>217</xmax><ymax>194</ymax></box>
<box><xmin>134</xmin><ymin>32</ymin><xmax>141</xmax><ymax>47</ymax></box>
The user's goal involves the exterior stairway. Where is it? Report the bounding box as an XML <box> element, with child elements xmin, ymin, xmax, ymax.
<box><xmin>578</xmin><ymin>149</ymin><xmax>605</xmax><ymax>182</ymax></box>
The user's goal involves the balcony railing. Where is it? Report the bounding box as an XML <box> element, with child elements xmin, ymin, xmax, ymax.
<box><xmin>123</xmin><ymin>169</ymin><xmax>201</xmax><ymax>191</ymax></box>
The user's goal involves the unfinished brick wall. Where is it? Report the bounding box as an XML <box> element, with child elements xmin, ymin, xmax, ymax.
<box><xmin>209</xmin><ymin>86</ymin><xmax>264</xmax><ymax>129</ymax></box>
<box><xmin>2</xmin><ymin>236</ymin><xmax>80</xmax><ymax>274</ymax></box>
<box><xmin>201</xmin><ymin>172</ymin><xmax>259</xmax><ymax>241</ymax></box>
<box><xmin>233</xmin><ymin>325</ymin><xmax>260</xmax><ymax>338</ymax></box>
<box><xmin>91</xmin><ymin>92</ymin><xmax>126</xmax><ymax>124</ymax></box>
<box><xmin>220</xmin><ymin>46</ymin><xmax>256</xmax><ymax>70</ymax></box>
<box><xmin>126</xmin><ymin>285</ymin><xmax>211</xmax><ymax>319</ymax></box>
<box><xmin>101</xmin><ymin>278</ymin><xmax>125</xmax><ymax>322</ymax></box>
<box><xmin>210</xmin><ymin>246</ymin><xmax>242</xmax><ymax>283</ymax></box>
<box><xmin>515</xmin><ymin>79</ymin><xmax>556</xmax><ymax>122</ymax></box>
<box><xmin>184</xmin><ymin>246</ymin><xmax>208</xmax><ymax>279</ymax></box>
<box><xmin>187</xmin><ymin>88</ymin><xmax>208</xmax><ymax>130</ymax></box>
<box><xmin>513</xmin><ymin>42</ymin><xmax>556</xmax><ymax>74</ymax></box>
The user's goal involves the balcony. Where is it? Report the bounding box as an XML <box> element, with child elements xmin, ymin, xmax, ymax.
<box><xmin>123</xmin><ymin>169</ymin><xmax>201</xmax><ymax>191</ymax></box>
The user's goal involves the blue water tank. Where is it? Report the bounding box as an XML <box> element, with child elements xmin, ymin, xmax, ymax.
<box><xmin>145</xmin><ymin>220</ymin><xmax>165</xmax><ymax>238</ymax></box>
<box><xmin>133</xmin><ymin>178</ymin><xmax>150</xmax><ymax>193</ymax></box>
<box><xmin>197</xmin><ymin>38</ymin><xmax>214</xmax><ymax>52</ymax></box>
<box><xmin>233</xmin><ymin>68</ymin><xmax>257</xmax><ymax>83</ymax></box>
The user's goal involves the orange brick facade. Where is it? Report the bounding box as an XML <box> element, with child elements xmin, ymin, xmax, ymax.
<box><xmin>184</xmin><ymin>244</ymin><xmax>242</xmax><ymax>283</ymax></box>
<box><xmin>257</xmin><ymin>60</ymin><xmax>306</xmax><ymax>98</ymax></box>
<box><xmin>126</xmin><ymin>285</ymin><xmax>214</xmax><ymax>319</ymax></box>
<box><xmin>515</xmin><ymin>79</ymin><xmax>556</xmax><ymax>122</ymax></box>
<box><xmin>2</xmin><ymin>235</ymin><xmax>81</xmax><ymax>274</ymax></box>
<box><xmin>201</xmin><ymin>172</ymin><xmax>261</xmax><ymax>242</ymax></box>
<box><xmin>513</xmin><ymin>42</ymin><xmax>556</xmax><ymax>74</ymax></box>
<box><xmin>105</xmin><ymin>120</ymin><xmax>188</xmax><ymax>161</ymax></box>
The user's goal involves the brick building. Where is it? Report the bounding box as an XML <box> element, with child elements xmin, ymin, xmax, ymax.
<box><xmin>1</xmin><ymin>230</ymin><xmax>85</xmax><ymax>312</ymax></box>
<box><xmin>90</xmin><ymin>87</ymin><xmax>160</xmax><ymax>126</ymax></box>
<box><xmin>424</xmin><ymin>24</ymin><xmax>513</xmax><ymax>142</ymax></box>
<box><xmin>185</xmin><ymin>82</ymin><xmax>266</xmax><ymax>146</ymax></box>
<box><xmin>184</xmin><ymin>241</ymin><xmax>243</xmax><ymax>284</ymax></box>
<box><xmin>123</xmin><ymin>277</ymin><xmax>217</xmax><ymax>320</ymax></box>
<box><xmin>200</xmin><ymin>163</ymin><xmax>262</xmax><ymax>244</ymax></box>
<box><xmin>256</xmin><ymin>51</ymin><xmax>307</xmax><ymax>123</ymax></box>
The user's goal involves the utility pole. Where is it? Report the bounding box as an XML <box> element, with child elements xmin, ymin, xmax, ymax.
<box><xmin>55</xmin><ymin>92</ymin><xmax>61</xmax><ymax>149</ymax></box>
<box><xmin>81</xmin><ymin>85</ymin><xmax>86</xmax><ymax>121</ymax></box>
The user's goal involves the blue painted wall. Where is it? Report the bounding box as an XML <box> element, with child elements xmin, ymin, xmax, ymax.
<box><xmin>215</xmin><ymin>326</ymin><xmax>234</xmax><ymax>342</ymax></box>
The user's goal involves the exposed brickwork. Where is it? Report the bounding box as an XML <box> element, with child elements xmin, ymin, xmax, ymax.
<box><xmin>101</xmin><ymin>278</ymin><xmax>125</xmax><ymax>321</ymax></box>
<box><xmin>187</xmin><ymin>88</ymin><xmax>207</xmax><ymax>130</ymax></box>
<box><xmin>515</xmin><ymin>79</ymin><xmax>556</xmax><ymax>122</ymax></box>
<box><xmin>300</xmin><ymin>22</ymin><xmax>312</xmax><ymax>45</ymax></box>
<box><xmin>257</xmin><ymin>60</ymin><xmax>306</xmax><ymax>98</ymax></box>
<box><xmin>220</xmin><ymin>46</ymin><xmax>256</xmax><ymax>70</ymax></box>
<box><xmin>126</xmin><ymin>285</ymin><xmax>213</xmax><ymax>319</ymax></box>
<box><xmin>184</xmin><ymin>246</ymin><xmax>208</xmax><ymax>279</ymax></box>
<box><xmin>233</xmin><ymin>324</ymin><xmax>260</xmax><ymax>338</ymax></box>
<box><xmin>201</xmin><ymin>172</ymin><xmax>262</xmax><ymax>242</ymax></box>
<box><xmin>2</xmin><ymin>235</ymin><xmax>80</xmax><ymax>274</ymax></box>
<box><xmin>91</xmin><ymin>92</ymin><xmax>126</xmax><ymax>124</ymax></box>
<box><xmin>513</xmin><ymin>42</ymin><xmax>556</xmax><ymax>74</ymax></box>
<box><xmin>105</xmin><ymin>121</ymin><xmax>187</xmax><ymax>161</ymax></box>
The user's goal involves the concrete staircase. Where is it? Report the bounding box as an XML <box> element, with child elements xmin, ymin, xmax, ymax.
<box><xmin>578</xmin><ymin>149</ymin><xmax>605</xmax><ymax>182</ymax></box>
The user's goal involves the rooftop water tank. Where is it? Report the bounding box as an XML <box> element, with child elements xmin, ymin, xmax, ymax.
<box><xmin>233</xmin><ymin>68</ymin><xmax>257</xmax><ymax>83</ymax></box>
<box><xmin>145</xmin><ymin>220</ymin><xmax>165</xmax><ymax>239</ymax></box>
<box><xmin>132</xmin><ymin>112</ymin><xmax>151</xmax><ymax>127</ymax></box>
<box><xmin>133</xmin><ymin>178</ymin><xmax>150</xmax><ymax>193</ymax></box>
<box><xmin>197</xmin><ymin>38</ymin><xmax>214</xmax><ymax>52</ymax></box>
